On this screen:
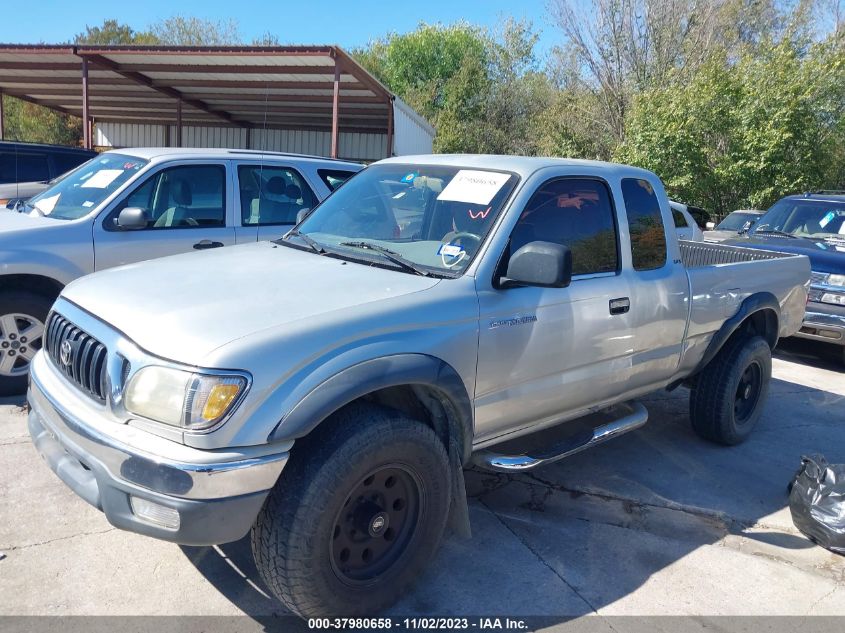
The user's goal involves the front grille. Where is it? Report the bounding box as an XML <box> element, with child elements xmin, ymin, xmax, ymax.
<box><xmin>45</xmin><ymin>313</ymin><xmax>108</xmax><ymax>401</ymax></box>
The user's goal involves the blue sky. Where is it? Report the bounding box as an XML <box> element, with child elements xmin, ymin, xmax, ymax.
<box><xmin>0</xmin><ymin>0</ymin><xmax>558</xmax><ymax>55</ymax></box>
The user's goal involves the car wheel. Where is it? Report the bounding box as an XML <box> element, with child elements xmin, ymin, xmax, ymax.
<box><xmin>251</xmin><ymin>402</ymin><xmax>451</xmax><ymax>617</ymax></box>
<box><xmin>689</xmin><ymin>335</ymin><xmax>772</xmax><ymax>445</ymax></box>
<box><xmin>0</xmin><ymin>291</ymin><xmax>52</xmax><ymax>396</ymax></box>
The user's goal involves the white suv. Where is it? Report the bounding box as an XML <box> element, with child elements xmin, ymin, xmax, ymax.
<box><xmin>0</xmin><ymin>148</ymin><xmax>361</xmax><ymax>395</ymax></box>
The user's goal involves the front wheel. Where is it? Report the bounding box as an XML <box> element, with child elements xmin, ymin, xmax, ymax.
<box><xmin>689</xmin><ymin>335</ymin><xmax>772</xmax><ymax>445</ymax></box>
<box><xmin>251</xmin><ymin>403</ymin><xmax>451</xmax><ymax>617</ymax></box>
<box><xmin>0</xmin><ymin>291</ymin><xmax>52</xmax><ymax>396</ymax></box>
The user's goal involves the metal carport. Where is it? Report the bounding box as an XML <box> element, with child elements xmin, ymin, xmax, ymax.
<box><xmin>0</xmin><ymin>45</ymin><xmax>434</xmax><ymax>161</ymax></box>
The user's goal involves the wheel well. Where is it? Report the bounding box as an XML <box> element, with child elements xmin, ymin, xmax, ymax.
<box><xmin>336</xmin><ymin>385</ymin><xmax>469</xmax><ymax>463</ymax></box>
<box><xmin>0</xmin><ymin>274</ymin><xmax>63</xmax><ymax>301</ymax></box>
<box><xmin>729</xmin><ymin>308</ymin><xmax>779</xmax><ymax>350</ymax></box>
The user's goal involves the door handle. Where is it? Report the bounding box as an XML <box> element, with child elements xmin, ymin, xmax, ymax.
<box><xmin>193</xmin><ymin>240</ymin><xmax>224</xmax><ymax>250</ymax></box>
<box><xmin>609</xmin><ymin>297</ymin><xmax>630</xmax><ymax>315</ymax></box>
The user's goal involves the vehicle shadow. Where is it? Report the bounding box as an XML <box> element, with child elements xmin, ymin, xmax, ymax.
<box><xmin>180</xmin><ymin>374</ymin><xmax>845</xmax><ymax>618</ymax></box>
<box><xmin>774</xmin><ymin>337</ymin><xmax>843</xmax><ymax>372</ymax></box>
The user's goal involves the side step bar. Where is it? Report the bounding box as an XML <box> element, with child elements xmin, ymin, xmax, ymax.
<box><xmin>473</xmin><ymin>402</ymin><xmax>649</xmax><ymax>472</ymax></box>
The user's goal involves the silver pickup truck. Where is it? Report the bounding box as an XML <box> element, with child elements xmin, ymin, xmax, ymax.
<box><xmin>0</xmin><ymin>148</ymin><xmax>360</xmax><ymax>395</ymax></box>
<box><xmin>27</xmin><ymin>155</ymin><xmax>809</xmax><ymax>617</ymax></box>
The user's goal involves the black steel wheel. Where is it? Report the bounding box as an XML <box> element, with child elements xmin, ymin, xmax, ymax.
<box><xmin>251</xmin><ymin>402</ymin><xmax>452</xmax><ymax>617</ymax></box>
<box><xmin>690</xmin><ymin>335</ymin><xmax>772</xmax><ymax>445</ymax></box>
<box><xmin>331</xmin><ymin>465</ymin><xmax>422</xmax><ymax>584</ymax></box>
<box><xmin>734</xmin><ymin>360</ymin><xmax>763</xmax><ymax>424</ymax></box>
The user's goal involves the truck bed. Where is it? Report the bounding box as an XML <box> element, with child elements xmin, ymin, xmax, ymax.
<box><xmin>680</xmin><ymin>240</ymin><xmax>797</xmax><ymax>267</ymax></box>
<box><xmin>675</xmin><ymin>240</ymin><xmax>810</xmax><ymax>378</ymax></box>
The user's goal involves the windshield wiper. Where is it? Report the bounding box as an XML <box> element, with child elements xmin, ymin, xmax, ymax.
<box><xmin>284</xmin><ymin>229</ymin><xmax>325</xmax><ymax>254</ymax></box>
<box><xmin>754</xmin><ymin>229</ymin><xmax>798</xmax><ymax>239</ymax></box>
<box><xmin>340</xmin><ymin>241</ymin><xmax>431</xmax><ymax>276</ymax></box>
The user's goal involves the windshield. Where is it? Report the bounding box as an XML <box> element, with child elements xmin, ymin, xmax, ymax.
<box><xmin>288</xmin><ymin>163</ymin><xmax>518</xmax><ymax>275</ymax></box>
<box><xmin>717</xmin><ymin>212</ymin><xmax>759</xmax><ymax>231</ymax></box>
<box><xmin>26</xmin><ymin>153</ymin><xmax>148</xmax><ymax>220</ymax></box>
<box><xmin>752</xmin><ymin>198</ymin><xmax>845</xmax><ymax>240</ymax></box>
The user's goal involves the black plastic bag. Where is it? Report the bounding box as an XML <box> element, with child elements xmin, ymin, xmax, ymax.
<box><xmin>789</xmin><ymin>454</ymin><xmax>845</xmax><ymax>555</ymax></box>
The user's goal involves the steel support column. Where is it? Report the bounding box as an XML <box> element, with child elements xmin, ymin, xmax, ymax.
<box><xmin>176</xmin><ymin>99</ymin><xmax>182</xmax><ymax>147</ymax></box>
<box><xmin>386</xmin><ymin>96</ymin><xmax>394</xmax><ymax>158</ymax></box>
<box><xmin>0</xmin><ymin>90</ymin><xmax>4</xmax><ymax>141</ymax></box>
<box><xmin>331</xmin><ymin>61</ymin><xmax>340</xmax><ymax>158</ymax></box>
<box><xmin>81</xmin><ymin>57</ymin><xmax>91</xmax><ymax>149</ymax></box>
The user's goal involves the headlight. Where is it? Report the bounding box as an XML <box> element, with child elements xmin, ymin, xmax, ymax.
<box><xmin>124</xmin><ymin>366</ymin><xmax>248</xmax><ymax>430</ymax></box>
<box><xmin>827</xmin><ymin>274</ymin><xmax>845</xmax><ymax>288</ymax></box>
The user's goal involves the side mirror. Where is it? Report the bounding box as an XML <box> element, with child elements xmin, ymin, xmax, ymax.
<box><xmin>115</xmin><ymin>207</ymin><xmax>148</xmax><ymax>230</ymax></box>
<box><xmin>705</xmin><ymin>221</ymin><xmax>715</xmax><ymax>230</ymax></box>
<box><xmin>500</xmin><ymin>241</ymin><xmax>572</xmax><ymax>289</ymax></box>
<box><xmin>295</xmin><ymin>207</ymin><xmax>312</xmax><ymax>224</ymax></box>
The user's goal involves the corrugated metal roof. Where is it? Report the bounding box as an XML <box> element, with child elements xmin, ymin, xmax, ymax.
<box><xmin>0</xmin><ymin>44</ymin><xmax>417</xmax><ymax>135</ymax></box>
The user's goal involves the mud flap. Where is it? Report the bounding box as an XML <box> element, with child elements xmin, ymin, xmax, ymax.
<box><xmin>447</xmin><ymin>436</ymin><xmax>471</xmax><ymax>539</ymax></box>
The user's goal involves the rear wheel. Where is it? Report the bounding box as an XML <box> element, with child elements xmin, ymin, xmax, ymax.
<box><xmin>689</xmin><ymin>335</ymin><xmax>772</xmax><ymax>445</ymax></box>
<box><xmin>251</xmin><ymin>403</ymin><xmax>451</xmax><ymax>617</ymax></box>
<box><xmin>0</xmin><ymin>291</ymin><xmax>51</xmax><ymax>396</ymax></box>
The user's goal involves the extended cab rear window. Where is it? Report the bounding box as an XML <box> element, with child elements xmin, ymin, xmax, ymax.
<box><xmin>622</xmin><ymin>178</ymin><xmax>668</xmax><ymax>271</ymax></box>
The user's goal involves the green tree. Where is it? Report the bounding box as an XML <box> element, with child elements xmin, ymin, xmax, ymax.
<box><xmin>615</xmin><ymin>36</ymin><xmax>845</xmax><ymax>216</ymax></box>
<box><xmin>355</xmin><ymin>20</ymin><xmax>551</xmax><ymax>154</ymax></box>
<box><xmin>1</xmin><ymin>96</ymin><xmax>82</xmax><ymax>146</ymax></box>
<box><xmin>74</xmin><ymin>19</ymin><xmax>159</xmax><ymax>45</ymax></box>
<box><xmin>150</xmin><ymin>16</ymin><xmax>241</xmax><ymax>46</ymax></box>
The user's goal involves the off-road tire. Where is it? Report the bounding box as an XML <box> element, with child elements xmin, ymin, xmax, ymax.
<box><xmin>251</xmin><ymin>402</ymin><xmax>451</xmax><ymax>617</ymax></box>
<box><xmin>689</xmin><ymin>335</ymin><xmax>772</xmax><ymax>445</ymax></box>
<box><xmin>0</xmin><ymin>290</ymin><xmax>53</xmax><ymax>397</ymax></box>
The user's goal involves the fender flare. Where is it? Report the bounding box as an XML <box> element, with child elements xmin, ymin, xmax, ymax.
<box><xmin>692</xmin><ymin>291</ymin><xmax>780</xmax><ymax>376</ymax></box>
<box><xmin>268</xmin><ymin>353</ymin><xmax>474</xmax><ymax>462</ymax></box>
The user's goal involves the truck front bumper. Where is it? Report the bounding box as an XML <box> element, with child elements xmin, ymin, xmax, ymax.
<box><xmin>27</xmin><ymin>364</ymin><xmax>288</xmax><ymax>546</ymax></box>
<box><xmin>793</xmin><ymin>303</ymin><xmax>845</xmax><ymax>347</ymax></box>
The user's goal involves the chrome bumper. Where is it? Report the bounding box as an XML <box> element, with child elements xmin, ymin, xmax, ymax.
<box><xmin>27</xmin><ymin>353</ymin><xmax>289</xmax><ymax>545</ymax></box>
<box><xmin>793</xmin><ymin>308</ymin><xmax>845</xmax><ymax>346</ymax></box>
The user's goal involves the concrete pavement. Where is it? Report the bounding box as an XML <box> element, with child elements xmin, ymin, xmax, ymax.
<box><xmin>1</xmin><ymin>338</ymin><xmax>844</xmax><ymax>619</ymax></box>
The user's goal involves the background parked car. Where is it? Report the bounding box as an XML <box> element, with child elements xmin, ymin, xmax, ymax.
<box><xmin>0</xmin><ymin>141</ymin><xmax>96</xmax><ymax>208</ymax></box>
<box><xmin>0</xmin><ymin>147</ymin><xmax>362</xmax><ymax>395</ymax></box>
<box><xmin>669</xmin><ymin>200</ymin><xmax>704</xmax><ymax>241</ymax></box>
<box><xmin>704</xmin><ymin>209</ymin><xmax>765</xmax><ymax>242</ymax></box>
<box><xmin>726</xmin><ymin>192</ymin><xmax>845</xmax><ymax>365</ymax></box>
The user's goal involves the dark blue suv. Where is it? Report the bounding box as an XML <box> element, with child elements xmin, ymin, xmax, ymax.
<box><xmin>728</xmin><ymin>192</ymin><xmax>845</xmax><ymax>365</ymax></box>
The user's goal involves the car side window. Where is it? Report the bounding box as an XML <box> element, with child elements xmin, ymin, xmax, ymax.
<box><xmin>622</xmin><ymin>178</ymin><xmax>667</xmax><ymax>271</ymax></box>
<box><xmin>509</xmin><ymin>178</ymin><xmax>619</xmax><ymax>276</ymax></box>
<box><xmin>318</xmin><ymin>169</ymin><xmax>357</xmax><ymax>191</ymax></box>
<box><xmin>238</xmin><ymin>165</ymin><xmax>318</xmax><ymax>226</ymax></box>
<box><xmin>672</xmin><ymin>209</ymin><xmax>688</xmax><ymax>228</ymax></box>
<box><xmin>112</xmin><ymin>164</ymin><xmax>226</xmax><ymax>230</ymax></box>
<box><xmin>0</xmin><ymin>152</ymin><xmax>49</xmax><ymax>183</ymax></box>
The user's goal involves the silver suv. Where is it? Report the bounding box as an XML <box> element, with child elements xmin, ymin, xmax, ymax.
<box><xmin>0</xmin><ymin>148</ymin><xmax>361</xmax><ymax>395</ymax></box>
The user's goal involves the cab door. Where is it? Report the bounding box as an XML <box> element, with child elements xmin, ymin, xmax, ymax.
<box><xmin>93</xmin><ymin>161</ymin><xmax>235</xmax><ymax>270</ymax></box>
<box><xmin>474</xmin><ymin>176</ymin><xmax>635</xmax><ymax>443</ymax></box>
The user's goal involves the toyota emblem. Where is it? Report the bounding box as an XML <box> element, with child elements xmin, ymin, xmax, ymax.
<box><xmin>60</xmin><ymin>340</ymin><xmax>73</xmax><ymax>366</ymax></box>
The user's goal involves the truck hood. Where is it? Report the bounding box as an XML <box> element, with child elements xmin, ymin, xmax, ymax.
<box><xmin>61</xmin><ymin>241</ymin><xmax>441</xmax><ymax>365</ymax></box>
<box><xmin>726</xmin><ymin>234</ymin><xmax>845</xmax><ymax>275</ymax></box>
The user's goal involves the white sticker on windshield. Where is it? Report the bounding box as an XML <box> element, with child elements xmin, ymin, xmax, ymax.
<box><xmin>34</xmin><ymin>194</ymin><xmax>59</xmax><ymax>214</ymax></box>
<box><xmin>81</xmin><ymin>169</ymin><xmax>123</xmax><ymax>189</ymax></box>
<box><xmin>437</xmin><ymin>170</ymin><xmax>510</xmax><ymax>205</ymax></box>
<box><xmin>820</xmin><ymin>211</ymin><xmax>835</xmax><ymax>228</ymax></box>
<box><xmin>82</xmin><ymin>201</ymin><xmax>94</xmax><ymax>208</ymax></box>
